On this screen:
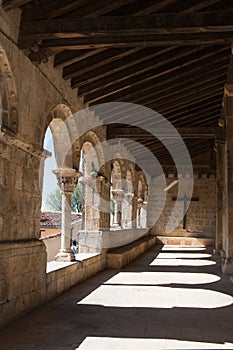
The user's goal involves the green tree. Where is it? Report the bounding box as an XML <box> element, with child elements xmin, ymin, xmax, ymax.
<box><xmin>46</xmin><ymin>187</ymin><xmax>62</xmax><ymax>211</ymax></box>
<box><xmin>71</xmin><ymin>183</ymin><xmax>83</xmax><ymax>212</ymax></box>
<box><xmin>46</xmin><ymin>183</ymin><xmax>83</xmax><ymax>212</ymax></box>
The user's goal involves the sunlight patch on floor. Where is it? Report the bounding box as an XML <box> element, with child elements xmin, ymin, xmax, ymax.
<box><xmin>78</xmin><ymin>285</ymin><xmax>233</xmax><ymax>309</ymax></box>
<box><xmin>76</xmin><ymin>337</ymin><xmax>233</xmax><ymax>350</ymax></box>
<box><xmin>150</xmin><ymin>258</ymin><xmax>216</xmax><ymax>266</ymax></box>
<box><xmin>105</xmin><ymin>272</ymin><xmax>220</xmax><ymax>285</ymax></box>
<box><xmin>161</xmin><ymin>246</ymin><xmax>207</xmax><ymax>251</ymax></box>
<box><xmin>156</xmin><ymin>252</ymin><xmax>212</xmax><ymax>259</ymax></box>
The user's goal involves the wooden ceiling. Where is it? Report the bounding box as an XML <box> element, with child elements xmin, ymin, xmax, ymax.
<box><xmin>2</xmin><ymin>0</ymin><xmax>233</xmax><ymax>173</ymax></box>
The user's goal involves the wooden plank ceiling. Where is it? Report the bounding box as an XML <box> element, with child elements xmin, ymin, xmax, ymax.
<box><xmin>3</xmin><ymin>0</ymin><xmax>233</xmax><ymax>173</ymax></box>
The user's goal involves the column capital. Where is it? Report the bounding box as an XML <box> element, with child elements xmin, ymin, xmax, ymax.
<box><xmin>53</xmin><ymin>168</ymin><xmax>79</xmax><ymax>194</ymax></box>
<box><xmin>41</xmin><ymin>149</ymin><xmax>52</xmax><ymax>160</ymax></box>
<box><xmin>112</xmin><ymin>189</ymin><xmax>125</xmax><ymax>202</ymax></box>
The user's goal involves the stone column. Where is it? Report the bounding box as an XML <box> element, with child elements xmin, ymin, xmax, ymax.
<box><xmin>112</xmin><ymin>189</ymin><xmax>124</xmax><ymax>228</ymax></box>
<box><xmin>137</xmin><ymin>196</ymin><xmax>144</xmax><ymax>228</ymax></box>
<box><xmin>129</xmin><ymin>193</ymin><xmax>136</xmax><ymax>229</ymax></box>
<box><xmin>53</xmin><ymin>168</ymin><xmax>79</xmax><ymax>262</ymax></box>
<box><xmin>39</xmin><ymin>150</ymin><xmax>52</xmax><ymax>193</ymax></box>
<box><xmin>99</xmin><ymin>178</ymin><xmax>111</xmax><ymax>230</ymax></box>
<box><xmin>221</xmin><ymin>91</ymin><xmax>233</xmax><ymax>273</ymax></box>
<box><xmin>122</xmin><ymin>192</ymin><xmax>133</xmax><ymax>228</ymax></box>
<box><xmin>215</xmin><ymin>130</ymin><xmax>225</xmax><ymax>252</ymax></box>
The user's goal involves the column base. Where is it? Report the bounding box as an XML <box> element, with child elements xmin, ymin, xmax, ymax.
<box><xmin>55</xmin><ymin>251</ymin><xmax>75</xmax><ymax>262</ymax></box>
<box><xmin>112</xmin><ymin>223</ymin><xmax>121</xmax><ymax>228</ymax></box>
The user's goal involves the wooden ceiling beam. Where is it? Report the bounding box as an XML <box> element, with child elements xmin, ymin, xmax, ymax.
<box><xmin>71</xmin><ymin>46</ymin><xmax>175</xmax><ymax>88</ymax></box>
<box><xmin>155</xmin><ymin>81</ymin><xmax>224</xmax><ymax>112</ymax></box>
<box><xmin>2</xmin><ymin>0</ymin><xmax>33</xmax><ymax>10</ymax></box>
<box><xmin>22</xmin><ymin>0</ymin><xmax>89</xmax><ymax>20</ymax></box>
<box><xmin>165</xmin><ymin>102</ymin><xmax>223</xmax><ymax>126</ymax></box>
<box><xmin>85</xmin><ymin>47</ymin><xmax>228</xmax><ymax>104</ymax></box>
<box><xmin>63</xmin><ymin>48</ymin><xmax>141</xmax><ymax>80</ymax></box>
<box><xmin>131</xmin><ymin>63</ymin><xmax>228</xmax><ymax>106</ymax></box>
<box><xmin>183</xmin><ymin>0</ymin><xmax>221</xmax><ymax>13</ymax></box>
<box><xmin>148</xmin><ymin>93</ymin><xmax>223</xmax><ymax>126</ymax></box>
<box><xmin>20</xmin><ymin>33</ymin><xmax>233</xmax><ymax>51</ymax></box>
<box><xmin>66</xmin><ymin>0</ymin><xmax>136</xmax><ymax>18</ymax></box>
<box><xmin>20</xmin><ymin>11</ymin><xmax>233</xmax><ymax>39</ymax></box>
<box><xmin>133</xmin><ymin>0</ymin><xmax>177</xmax><ymax>15</ymax></box>
<box><xmin>54</xmin><ymin>48</ymin><xmax>106</xmax><ymax>67</ymax></box>
<box><xmin>107</xmin><ymin>126</ymin><xmax>218</xmax><ymax>139</ymax></box>
<box><xmin>79</xmin><ymin>56</ymin><xmax>227</xmax><ymax>99</ymax></box>
<box><xmin>91</xmin><ymin>50</ymin><xmax>229</xmax><ymax>105</ymax></box>
<box><xmin>78</xmin><ymin>46</ymin><xmax>190</xmax><ymax>94</ymax></box>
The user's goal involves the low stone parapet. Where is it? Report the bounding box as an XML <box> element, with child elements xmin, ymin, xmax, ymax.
<box><xmin>102</xmin><ymin>228</ymin><xmax>149</xmax><ymax>249</ymax></box>
<box><xmin>46</xmin><ymin>253</ymin><xmax>106</xmax><ymax>302</ymax></box>
<box><xmin>106</xmin><ymin>236</ymin><xmax>156</xmax><ymax>269</ymax></box>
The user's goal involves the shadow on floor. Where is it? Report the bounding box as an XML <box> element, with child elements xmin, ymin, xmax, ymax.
<box><xmin>0</xmin><ymin>245</ymin><xmax>232</xmax><ymax>350</ymax></box>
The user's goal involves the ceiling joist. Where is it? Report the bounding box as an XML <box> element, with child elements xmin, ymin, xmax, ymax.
<box><xmin>20</xmin><ymin>11</ymin><xmax>233</xmax><ymax>39</ymax></box>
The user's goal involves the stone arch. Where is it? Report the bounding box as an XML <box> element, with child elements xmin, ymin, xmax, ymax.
<box><xmin>45</xmin><ymin>104</ymin><xmax>74</xmax><ymax>168</ymax></box>
<box><xmin>74</xmin><ymin>130</ymin><xmax>105</xmax><ymax>176</ymax></box>
<box><xmin>81</xmin><ymin>140</ymin><xmax>99</xmax><ymax>177</ymax></box>
<box><xmin>111</xmin><ymin>160</ymin><xmax>123</xmax><ymax>190</ymax></box>
<box><xmin>0</xmin><ymin>46</ymin><xmax>18</xmax><ymax>134</ymax></box>
<box><xmin>126</xmin><ymin>169</ymin><xmax>133</xmax><ymax>194</ymax></box>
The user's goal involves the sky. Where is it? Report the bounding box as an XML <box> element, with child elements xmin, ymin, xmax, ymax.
<box><xmin>41</xmin><ymin>128</ymin><xmax>57</xmax><ymax>211</ymax></box>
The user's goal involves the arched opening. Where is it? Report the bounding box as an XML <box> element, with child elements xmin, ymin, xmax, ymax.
<box><xmin>137</xmin><ymin>176</ymin><xmax>148</xmax><ymax>229</ymax></box>
<box><xmin>41</xmin><ymin>104</ymin><xmax>81</xmax><ymax>262</ymax></box>
<box><xmin>79</xmin><ymin>140</ymin><xmax>101</xmax><ymax>231</ymax></box>
<box><xmin>122</xmin><ymin>169</ymin><xmax>134</xmax><ymax>229</ymax></box>
<box><xmin>111</xmin><ymin>160</ymin><xmax>123</xmax><ymax>228</ymax></box>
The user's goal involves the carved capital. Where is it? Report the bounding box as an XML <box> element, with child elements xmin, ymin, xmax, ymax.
<box><xmin>53</xmin><ymin>168</ymin><xmax>79</xmax><ymax>194</ymax></box>
<box><xmin>112</xmin><ymin>189</ymin><xmax>125</xmax><ymax>202</ymax></box>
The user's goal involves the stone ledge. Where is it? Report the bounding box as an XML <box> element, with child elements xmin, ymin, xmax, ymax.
<box><xmin>46</xmin><ymin>253</ymin><xmax>100</xmax><ymax>273</ymax></box>
<box><xmin>106</xmin><ymin>236</ymin><xmax>156</xmax><ymax>269</ymax></box>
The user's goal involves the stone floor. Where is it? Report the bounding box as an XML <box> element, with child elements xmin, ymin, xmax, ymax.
<box><xmin>0</xmin><ymin>245</ymin><xmax>233</xmax><ymax>349</ymax></box>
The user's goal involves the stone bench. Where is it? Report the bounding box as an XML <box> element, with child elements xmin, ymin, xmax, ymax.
<box><xmin>106</xmin><ymin>235</ymin><xmax>156</xmax><ymax>269</ymax></box>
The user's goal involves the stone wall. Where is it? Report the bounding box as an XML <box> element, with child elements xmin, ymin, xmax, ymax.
<box><xmin>151</xmin><ymin>176</ymin><xmax>216</xmax><ymax>238</ymax></box>
<box><xmin>0</xmin><ymin>240</ymin><xmax>47</xmax><ymax>327</ymax></box>
<box><xmin>0</xmin><ymin>141</ymin><xmax>42</xmax><ymax>241</ymax></box>
<box><xmin>0</xmin><ymin>8</ymin><xmax>83</xmax><ymax>328</ymax></box>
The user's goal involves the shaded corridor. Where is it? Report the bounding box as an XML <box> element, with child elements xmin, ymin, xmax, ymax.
<box><xmin>0</xmin><ymin>245</ymin><xmax>233</xmax><ymax>349</ymax></box>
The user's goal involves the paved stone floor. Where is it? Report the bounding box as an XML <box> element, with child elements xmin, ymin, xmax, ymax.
<box><xmin>0</xmin><ymin>245</ymin><xmax>233</xmax><ymax>349</ymax></box>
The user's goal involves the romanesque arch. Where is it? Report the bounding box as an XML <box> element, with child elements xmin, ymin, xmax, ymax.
<box><xmin>46</xmin><ymin>104</ymin><xmax>74</xmax><ymax>169</ymax></box>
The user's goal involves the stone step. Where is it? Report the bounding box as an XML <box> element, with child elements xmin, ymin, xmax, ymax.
<box><xmin>155</xmin><ymin>235</ymin><xmax>214</xmax><ymax>247</ymax></box>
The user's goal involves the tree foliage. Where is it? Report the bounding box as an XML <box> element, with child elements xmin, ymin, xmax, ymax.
<box><xmin>46</xmin><ymin>183</ymin><xmax>83</xmax><ymax>212</ymax></box>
